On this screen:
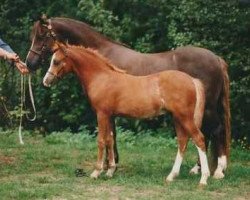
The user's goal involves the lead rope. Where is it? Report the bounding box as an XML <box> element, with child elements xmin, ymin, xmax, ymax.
<box><xmin>18</xmin><ymin>74</ymin><xmax>37</xmax><ymax>145</ymax></box>
<box><xmin>18</xmin><ymin>74</ymin><xmax>25</xmax><ymax>145</ymax></box>
<box><xmin>25</xmin><ymin>74</ymin><xmax>37</xmax><ymax>121</ymax></box>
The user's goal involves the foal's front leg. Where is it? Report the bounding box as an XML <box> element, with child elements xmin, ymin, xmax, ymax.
<box><xmin>90</xmin><ymin>113</ymin><xmax>116</xmax><ymax>179</ymax></box>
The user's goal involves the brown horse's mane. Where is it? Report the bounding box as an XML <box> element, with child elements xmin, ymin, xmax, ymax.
<box><xmin>68</xmin><ymin>45</ymin><xmax>126</xmax><ymax>74</ymax></box>
<box><xmin>54</xmin><ymin>17</ymin><xmax>130</xmax><ymax>48</ymax></box>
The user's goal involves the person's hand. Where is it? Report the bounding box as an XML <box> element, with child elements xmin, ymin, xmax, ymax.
<box><xmin>15</xmin><ymin>61</ymin><xmax>29</xmax><ymax>74</ymax></box>
<box><xmin>6</xmin><ymin>52</ymin><xmax>19</xmax><ymax>62</ymax></box>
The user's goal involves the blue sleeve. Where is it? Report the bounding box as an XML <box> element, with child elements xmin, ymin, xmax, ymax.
<box><xmin>0</xmin><ymin>38</ymin><xmax>15</xmax><ymax>53</ymax></box>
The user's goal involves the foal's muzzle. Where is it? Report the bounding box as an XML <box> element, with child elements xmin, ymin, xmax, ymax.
<box><xmin>43</xmin><ymin>72</ymin><xmax>58</xmax><ymax>87</ymax></box>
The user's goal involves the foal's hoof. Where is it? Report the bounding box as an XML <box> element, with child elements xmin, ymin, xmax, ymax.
<box><xmin>213</xmin><ymin>171</ymin><xmax>225</xmax><ymax>179</ymax></box>
<box><xmin>90</xmin><ymin>170</ymin><xmax>102</xmax><ymax>179</ymax></box>
<box><xmin>106</xmin><ymin>167</ymin><xmax>116</xmax><ymax>178</ymax></box>
<box><xmin>165</xmin><ymin>175</ymin><xmax>174</xmax><ymax>183</ymax></box>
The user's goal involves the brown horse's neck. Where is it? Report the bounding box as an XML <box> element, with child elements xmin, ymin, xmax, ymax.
<box><xmin>53</xmin><ymin>18</ymin><xmax>117</xmax><ymax>50</ymax></box>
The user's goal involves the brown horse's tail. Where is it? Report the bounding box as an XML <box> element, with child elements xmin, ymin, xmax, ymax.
<box><xmin>219</xmin><ymin>57</ymin><xmax>231</xmax><ymax>160</ymax></box>
<box><xmin>192</xmin><ymin>79</ymin><xmax>205</xmax><ymax>129</ymax></box>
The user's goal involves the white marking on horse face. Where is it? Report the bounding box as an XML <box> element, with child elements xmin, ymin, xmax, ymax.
<box><xmin>43</xmin><ymin>54</ymin><xmax>56</xmax><ymax>87</ymax></box>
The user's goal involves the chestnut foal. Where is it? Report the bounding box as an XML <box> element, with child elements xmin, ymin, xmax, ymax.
<box><xmin>43</xmin><ymin>43</ymin><xmax>210</xmax><ymax>185</ymax></box>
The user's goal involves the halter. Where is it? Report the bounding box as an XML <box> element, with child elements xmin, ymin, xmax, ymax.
<box><xmin>29</xmin><ymin>19</ymin><xmax>57</xmax><ymax>57</ymax></box>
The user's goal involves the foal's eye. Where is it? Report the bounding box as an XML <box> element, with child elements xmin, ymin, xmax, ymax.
<box><xmin>53</xmin><ymin>59</ymin><xmax>60</xmax><ymax>66</ymax></box>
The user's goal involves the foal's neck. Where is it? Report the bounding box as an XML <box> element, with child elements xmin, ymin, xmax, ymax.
<box><xmin>71</xmin><ymin>49</ymin><xmax>116</xmax><ymax>88</ymax></box>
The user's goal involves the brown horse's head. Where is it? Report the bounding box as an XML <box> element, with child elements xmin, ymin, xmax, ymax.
<box><xmin>43</xmin><ymin>43</ymin><xmax>72</xmax><ymax>87</ymax></box>
<box><xmin>26</xmin><ymin>15</ymin><xmax>56</xmax><ymax>71</ymax></box>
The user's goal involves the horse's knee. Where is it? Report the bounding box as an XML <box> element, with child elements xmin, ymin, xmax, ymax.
<box><xmin>193</xmin><ymin>133</ymin><xmax>206</xmax><ymax>151</ymax></box>
<box><xmin>97</xmin><ymin>139</ymin><xmax>106</xmax><ymax>149</ymax></box>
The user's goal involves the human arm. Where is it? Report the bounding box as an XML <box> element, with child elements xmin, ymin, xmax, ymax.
<box><xmin>0</xmin><ymin>39</ymin><xmax>29</xmax><ymax>74</ymax></box>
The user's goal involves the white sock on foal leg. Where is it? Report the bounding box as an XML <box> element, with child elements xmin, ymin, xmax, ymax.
<box><xmin>213</xmin><ymin>155</ymin><xmax>227</xmax><ymax>179</ymax></box>
<box><xmin>106</xmin><ymin>158</ymin><xmax>116</xmax><ymax>178</ymax></box>
<box><xmin>90</xmin><ymin>160</ymin><xmax>104</xmax><ymax>179</ymax></box>
<box><xmin>196</xmin><ymin>146</ymin><xmax>210</xmax><ymax>185</ymax></box>
<box><xmin>166</xmin><ymin>149</ymin><xmax>183</xmax><ymax>182</ymax></box>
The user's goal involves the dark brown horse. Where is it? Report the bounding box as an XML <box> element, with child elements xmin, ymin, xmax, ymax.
<box><xmin>43</xmin><ymin>43</ymin><xmax>210</xmax><ymax>185</ymax></box>
<box><xmin>26</xmin><ymin>16</ymin><xmax>230</xmax><ymax>179</ymax></box>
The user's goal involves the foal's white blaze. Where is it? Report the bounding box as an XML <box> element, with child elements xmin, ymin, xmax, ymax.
<box><xmin>43</xmin><ymin>54</ymin><xmax>55</xmax><ymax>87</ymax></box>
<box><xmin>196</xmin><ymin>146</ymin><xmax>210</xmax><ymax>185</ymax></box>
<box><xmin>213</xmin><ymin>155</ymin><xmax>227</xmax><ymax>179</ymax></box>
<box><xmin>166</xmin><ymin>149</ymin><xmax>183</xmax><ymax>182</ymax></box>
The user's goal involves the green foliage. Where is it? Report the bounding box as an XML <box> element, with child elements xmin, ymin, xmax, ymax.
<box><xmin>0</xmin><ymin>0</ymin><xmax>249</xmax><ymax>142</ymax></box>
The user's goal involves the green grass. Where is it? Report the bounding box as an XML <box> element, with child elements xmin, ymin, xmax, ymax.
<box><xmin>0</xmin><ymin>129</ymin><xmax>249</xmax><ymax>200</ymax></box>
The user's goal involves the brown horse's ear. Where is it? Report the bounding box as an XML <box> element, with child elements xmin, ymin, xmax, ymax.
<box><xmin>39</xmin><ymin>13</ymin><xmax>49</xmax><ymax>25</ymax></box>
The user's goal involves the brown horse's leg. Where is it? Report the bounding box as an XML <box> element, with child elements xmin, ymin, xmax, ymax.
<box><xmin>90</xmin><ymin>112</ymin><xmax>113</xmax><ymax>179</ymax></box>
<box><xmin>211</xmin><ymin>116</ymin><xmax>227</xmax><ymax>179</ymax></box>
<box><xmin>202</xmin><ymin>110</ymin><xmax>228</xmax><ymax>179</ymax></box>
<box><xmin>166</xmin><ymin>120</ymin><xmax>189</xmax><ymax>182</ymax></box>
<box><xmin>182</xmin><ymin>120</ymin><xmax>210</xmax><ymax>185</ymax></box>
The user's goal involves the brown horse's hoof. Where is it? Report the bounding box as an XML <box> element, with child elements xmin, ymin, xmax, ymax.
<box><xmin>213</xmin><ymin>171</ymin><xmax>225</xmax><ymax>179</ymax></box>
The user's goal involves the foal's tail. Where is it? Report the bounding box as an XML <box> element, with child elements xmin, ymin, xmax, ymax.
<box><xmin>192</xmin><ymin>79</ymin><xmax>205</xmax><ymax>129</ymax></box>
<box><xmin>219</xmin><ymin>57</ymin><xmax>231</xmax><ymax>159</ymax></box>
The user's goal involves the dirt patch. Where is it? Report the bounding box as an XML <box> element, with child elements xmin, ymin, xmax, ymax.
<box><xmin>0</xmin><ymin>154</ymin><xmax>16</xmax><ymax>165</ymax></box>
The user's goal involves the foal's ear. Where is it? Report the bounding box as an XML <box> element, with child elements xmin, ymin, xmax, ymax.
<box><xmin>51</xmin><ymin>42</ymin><xmax>60</xmax><ymax>52</ymax></box>
<box><xmin>39</xmin><ymin>13</ymin><xmax>49</xmax><ymax>25</ymax></box>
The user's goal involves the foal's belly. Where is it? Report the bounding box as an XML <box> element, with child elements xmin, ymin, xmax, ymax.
<box><xmin>115</xmin><ymin>94</ymin><xmax>167</xmax><ymax>119</ymax></box>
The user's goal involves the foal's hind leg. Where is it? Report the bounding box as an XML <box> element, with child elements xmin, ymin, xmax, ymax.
<box><xmin>166</xmin><ymin>120</ymin><xmax>189</xmax><ymax>182</ymax></box>
<box><xmin>183</xmin><ymin>120</ymin><xmax>210</xmax><ymax>185</ymax></box>
<box><xmin>189</xmin><ymin>131</ymin><xmax>210</xmax><ymax>175</ymax></box>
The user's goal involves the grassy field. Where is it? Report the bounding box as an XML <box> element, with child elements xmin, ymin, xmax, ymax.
<box><xmin>0</xmin><ymin>128</ymin><xmax>249</xmax><ymax>200</ymax></box>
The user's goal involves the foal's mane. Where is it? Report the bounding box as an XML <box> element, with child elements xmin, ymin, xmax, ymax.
<box><xmin>69</xmin><ymin>45</ymin><xmax>126</xmax><ymax>74</ymax></box>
